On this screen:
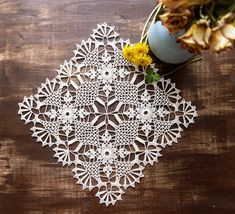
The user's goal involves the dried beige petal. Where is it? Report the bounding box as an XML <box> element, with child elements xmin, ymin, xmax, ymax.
<box><xmin>194</xmin><ymin>25</ymin><xmax>207</xmax><ymax>47</ymax></box>
<box><xmin>204</xmin><ymin>28</ymin><xmax>212</xmax><ymax>44</ymax></box>
<box><xmin>177</xmin><ymin>19</ymin><xmax>211</xmax><ymax>53</ymax></box>
<box><xmin>180</xmin><ymin>36</ymin><xmax>195</xmax><ymax>45</ymax></box>
<box><xmin>222</xmin><ymin>24</ymin><xmax>235</xmax><ymax>40</ymax></box>
<box><xmin>159</xmin><ymin>8</ymin><xmax>193</xmax><ymax>34</ymax></box>
<box><xmin>210</xmin><ymin>30</ymin><xmax>233</xmax><ymax>53</ymax></box>
<box><xmin>160</xmin><ymin>0</ymin><xmax>213</xmax><ymax>10</ymax></box>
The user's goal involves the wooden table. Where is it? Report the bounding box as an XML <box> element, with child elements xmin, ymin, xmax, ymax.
<box><xmin>0</xmin><ymin>1</ymin><xmax>235</xmax><ymax>213</ymax></box>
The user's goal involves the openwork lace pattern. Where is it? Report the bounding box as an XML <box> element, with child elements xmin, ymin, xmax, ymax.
<box><xmin>18</xmin><ymin>23</ymin><xmax>197</xmax><ymax>206</ymax></box>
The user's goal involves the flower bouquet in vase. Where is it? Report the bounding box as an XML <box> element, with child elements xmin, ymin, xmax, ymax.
<box><xmin>123</xmin><ymin>0</ymin><xmax>235</xmax><ymax>83</ymax></box>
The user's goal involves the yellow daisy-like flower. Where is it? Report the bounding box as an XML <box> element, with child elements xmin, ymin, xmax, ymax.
<box><xmin>123</xmin><ymin>42</ymin><xmax>152</xmax><ymax>67</ymax></box>
<box><xmin>133</xmin><ymin>54</ymin><xmax>152</xmax><ymax>66</ymax></box>
<box><xmin>122</xmin><ymin>45</ymin><xmax>135</xmax><ymax>61</ymax></box>
<box><xmin>133</xmin><ymin>42</ymin><xmax>149</xmax><ymax>55</ymax></box>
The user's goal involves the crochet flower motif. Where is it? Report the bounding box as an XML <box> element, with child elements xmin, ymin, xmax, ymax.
<box><xmin>18</xmin><ymin>23</ymin><xmax>198</xmax><ymax>206</ymax></box>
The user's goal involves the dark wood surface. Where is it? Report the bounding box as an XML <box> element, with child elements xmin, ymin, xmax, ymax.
<box><xmin>0</xmin><ymin>0</ymin><xmax>235</xmax><ymax>213</ymax></box>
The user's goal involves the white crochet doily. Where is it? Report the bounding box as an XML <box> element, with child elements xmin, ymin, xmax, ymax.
<box><xmin>18</xmin><ymin>23</ymin><xmax>197</xmax><ymax>206</ymax></box>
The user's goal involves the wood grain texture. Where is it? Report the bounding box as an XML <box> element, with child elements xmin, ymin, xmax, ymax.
<box><xmin>0</xmin><ymin>0</ymin><xmax>235</xmax><ymax>213</ymax></box>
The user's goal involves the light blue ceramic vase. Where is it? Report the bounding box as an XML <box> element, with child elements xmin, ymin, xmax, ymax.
<box><xmin>148</xmin><ymin>21</ymin><xmax>193</xmax><ymax>64</ymax></box>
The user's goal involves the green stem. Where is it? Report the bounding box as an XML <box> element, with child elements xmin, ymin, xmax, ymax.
<box><xmin>162</xmin><ymin>56</ymin><xmax>203</xmax><ymax>77</ymax></box>
<box><xmin>208</xmin><ymin>1</ymin><xmax>216</xmax><ymax>25</ymax></box>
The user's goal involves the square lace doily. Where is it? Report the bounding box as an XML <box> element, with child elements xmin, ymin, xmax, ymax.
<box><xmin>18</xmin><ymin>23</ymin><xmax>197</xmax><ymax>206</ymax></box>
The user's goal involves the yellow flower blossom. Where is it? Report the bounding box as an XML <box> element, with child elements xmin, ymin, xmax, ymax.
<box><xmin>122</xmin><ymin>45</ymin><xmax>135</xmax><ymax>61</ymax></box>
<box><xmin>133</xmin><ymin>42</ymin><xmax>149</xmax><ymax>54</ymax></box>
<box><xmin>132</xmin><ymin>54</ymin><xmax>153</xmax><ymax>66</ymax></box>
<box><xmin>123</xmin><ymin>42</ymin><xmax>152</xmax><ymax>67</ymax></box>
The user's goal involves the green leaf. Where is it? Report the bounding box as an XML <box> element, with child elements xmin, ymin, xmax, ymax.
<box><xmin>152</xmin><ymin>73</ymin><xmax>161</xmax><ymax>82</ymax></box>
<box><xmin>145</xmin><ymin>67</ymin><xmax>161</xmax><ymax>84</ymax></box>
<box><xmin>145</xmin><ymin>66</ymin><xmax>154</xmax><ymax>75</ymax></box>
